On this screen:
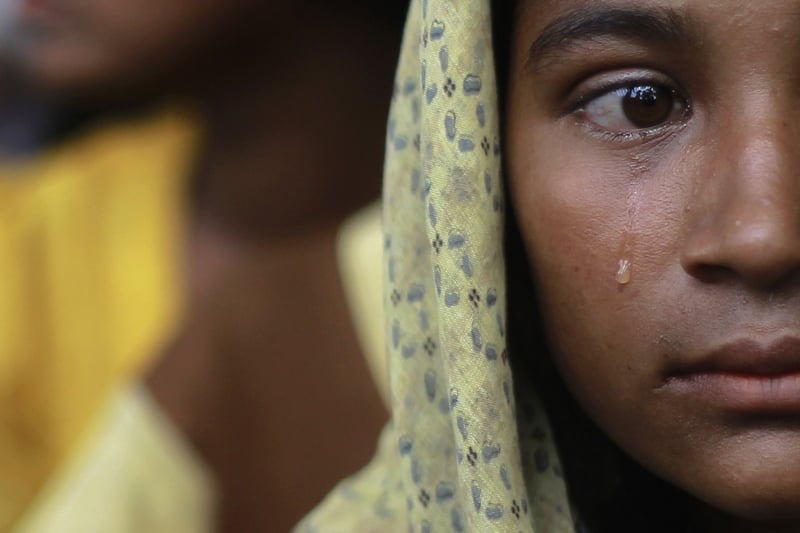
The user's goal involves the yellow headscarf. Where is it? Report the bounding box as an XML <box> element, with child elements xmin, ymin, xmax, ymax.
<box><xmin>299</xmin><ymin>1</ymin><xmax>575</xmax><ymax>531</ymax></box>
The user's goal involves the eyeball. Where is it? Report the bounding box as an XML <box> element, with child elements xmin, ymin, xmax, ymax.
<box><xmin>583</xmin><ymin>83</ymin><xmax>686</xmax><ymax>132</ymax></box>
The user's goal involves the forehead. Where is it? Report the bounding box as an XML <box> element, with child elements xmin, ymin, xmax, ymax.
<box><xmin>512</xmin><ymin>0</ymin><xmax>800</xmax><ymax>71</ymax></box>
<box><xmin>517</xmin><ymin>0</ymin><xmax>800</xmax><ymax>28</ymax></box>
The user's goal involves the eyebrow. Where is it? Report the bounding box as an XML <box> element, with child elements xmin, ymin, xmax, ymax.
<box><xmin>527</xmin><ymin>5</ymin><xmax>693</xmax><ymax>69</ymax></box>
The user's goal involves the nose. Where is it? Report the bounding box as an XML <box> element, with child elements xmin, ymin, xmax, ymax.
<box><xmin>681</xmin><ymin>114</ymin><xmax>800</xmax><ymax>289</ymax></box>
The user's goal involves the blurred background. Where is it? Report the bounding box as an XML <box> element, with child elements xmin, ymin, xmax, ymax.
<box><xmin>0</xmin><ymin>1</ymin><xmax>405</xmax><ymax>531</ymax></box>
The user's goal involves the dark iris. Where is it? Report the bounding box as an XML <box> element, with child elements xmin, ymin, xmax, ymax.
<box><xmin>622</xmin><ymin>85</ymin><xmax>675</xmax><ymax>128</ymax></box>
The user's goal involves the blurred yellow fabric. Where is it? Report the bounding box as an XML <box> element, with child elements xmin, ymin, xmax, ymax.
<box><xmin>336</xmin><ymin>202</ymin><xmax>388</xmax><ymax>409</ymax></box>
<box><xmin>0</xmin><ymin>110</ymin><xmax>197</xmax><ymax>530</ymax></box>
<box><xmin>11</xmin><ymin>384</ymin><xmax>214</xmax><ymax>533</ymax></box>
<box><xmin>9</xmin><ymin>198</ymin><xmax>382</xmax><ymax>533</ymax></box>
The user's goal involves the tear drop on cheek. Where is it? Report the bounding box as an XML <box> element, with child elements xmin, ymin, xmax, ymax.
<box><xmin>616</xmin><ymin>258</ymin><xmax>632</xmax><ymax>285</ymax></box>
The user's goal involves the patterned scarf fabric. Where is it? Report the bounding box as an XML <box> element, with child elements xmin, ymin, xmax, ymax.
<box><xmin>299</xmin><ymin>1</ymin><xmax>576</xmax><ymax>531</ymax></box>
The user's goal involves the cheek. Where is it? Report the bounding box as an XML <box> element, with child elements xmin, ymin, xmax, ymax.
<box><xmin>80</xmin><ymin>1</ymin><xmax>238</xmax><ymax>59</ymax></box>
<box><xmin>506</xmin><ymin>124</ymin><xmax>691</xmax><ymax>422</ymax></box>
<box><xmin>89</xmin><ymin>1</ymin><xmax>218</xmax><ymax>57</ymax></box>
<box><xmin>510</xmin><ymin>129</ymin><xmax>632</xmax><ymax>333</ymax></box>
<box><xmin>511</xmin><ymin>151</ymin><xmax>635</xmax><ymax>402</ymax></box>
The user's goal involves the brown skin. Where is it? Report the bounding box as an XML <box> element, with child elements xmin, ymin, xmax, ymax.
<box><xmin>154</xmin><ymin>15</ymin><xmax>396</xmax><ymax>528</ymax></box>
<box><xmin>150</xmin><ymin>223</ymin><xmax>388</xmax><ymax>533</ymax></box>
<box><xmin>508</xmin><ymin>1</ymin><xmax>800</xmax><ymax>532</ymax></box>
<box><xmin>13</xmin><ymin>1</ymin><xmax>397</xmax><ymax>531</ymax></box>
<box><xmin>12</xmin><ymin>0</ymin><xmax>276</xmax><ymax>98</ymax></box>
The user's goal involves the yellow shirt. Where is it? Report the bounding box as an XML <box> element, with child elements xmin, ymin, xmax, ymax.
<box><xmin>0</xmin><ymin>110</ymin><xmax>196</xmax><ymax>530</ymax></box>
<box><xmin>336</xmin><ymin>203</ymin><xmax>388</xmax><ymax>408</ymax></box>
<box><xmin>9</xmin><ymin>203</ymin><xmax>383</xmax><ymax>533</ymax></box>
<box><xmin>12</xmin><ymin>385</ymin><xmax>214</xmax><ymax>533</ymax></box>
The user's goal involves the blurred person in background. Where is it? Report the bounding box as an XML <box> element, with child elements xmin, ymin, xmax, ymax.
<box><xmin>2</xmin><ymin>3</ymin><xmax>203</xmax><ymax>527</ymax></box>
<box><xmin>1</xmin><ymin>0</ymin><xmax>404</xmax><ymax>531</ymax></box>
<box><xmin>0</xmin><ymin>2</ymin><xmax>67</xmax><ymax>159</ymax></box>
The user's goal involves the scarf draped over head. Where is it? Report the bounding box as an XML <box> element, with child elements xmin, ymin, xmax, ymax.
<box><xmin>299</xmin><ymin>1</ymin><xmax>575</xmax><ymax>531</ymax></box>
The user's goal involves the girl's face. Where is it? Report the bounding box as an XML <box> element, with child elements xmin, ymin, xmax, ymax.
<box><xmin>9</xmin><ymin>0</ymin><xmax>264</xmax><ymax>95</ymax></box>
<box><xmin>508</xmin><ymin>0</ymin><xmax>800</xmax><ymax>528</ymax></box>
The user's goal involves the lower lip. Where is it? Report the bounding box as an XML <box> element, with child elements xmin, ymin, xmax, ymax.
<box><xmin>666</xmin><ymin>372</ymin><xmax>800</xmax><ymax>412</ymax></box>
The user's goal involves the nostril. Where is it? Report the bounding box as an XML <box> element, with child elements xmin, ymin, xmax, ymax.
<box><xmin>681</xmin><ymin>261</ymin><xmax>733</xmax><ymax>284</ymax></box>
<box><xmin>680</xmin><ymin>222</ymin><xmax>732</xmax><ymax>283</ymax></box>
<box><xmin>681</xmin><ymin>220</ymin><xmax>800</xmax><ymax>289</ymax></box>
<box><xmin>680</xmin><ymin>123</ymin><xmax>800</xmax><ymax>288</ymax></box>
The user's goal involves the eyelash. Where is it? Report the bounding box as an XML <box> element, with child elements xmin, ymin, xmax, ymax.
<box><xmin>565</xmin><ymin>75</ymin><xmax>692</xmax><ymax>144</ymax></box>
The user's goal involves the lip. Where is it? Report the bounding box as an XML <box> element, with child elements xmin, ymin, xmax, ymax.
<box><xmin>665</xmin><ymin>336</ymin><xmax>800</xmax><ymax>413</ymax></box>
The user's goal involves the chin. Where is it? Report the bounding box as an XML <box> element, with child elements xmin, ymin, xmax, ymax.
<box><xmin>680</xmin><ymin>433</ymin><xmax>800</xmax><ymax>524</ymax></box>
<box><xmin>713</xmin><ymin>479</ymin><xmax>800</xmax><ymax>523</ymax></box>
<box><xmin>18</xmin><ymin>39</ymin><xmax>116</xmax><ymax>95</ymax></box>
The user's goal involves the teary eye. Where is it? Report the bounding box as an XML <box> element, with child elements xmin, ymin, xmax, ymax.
<box><xmin>581</xmin><ymin>83</ymin><xmax>687</xmax><ymax>132</ymax></box>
